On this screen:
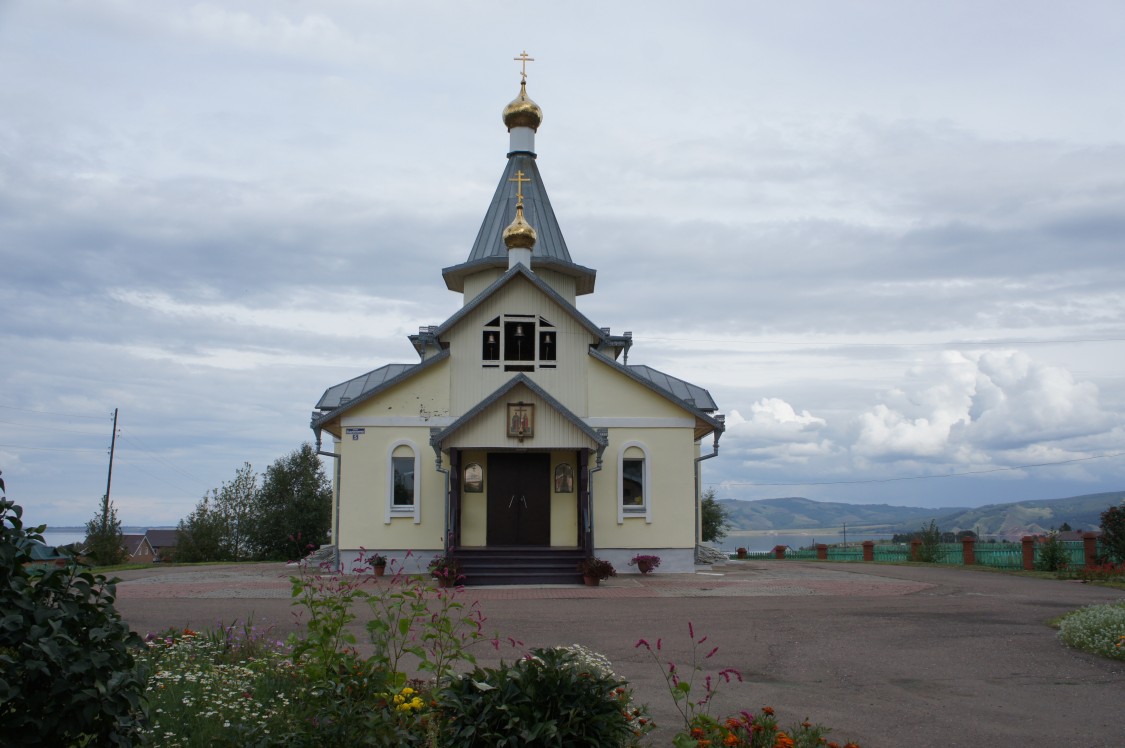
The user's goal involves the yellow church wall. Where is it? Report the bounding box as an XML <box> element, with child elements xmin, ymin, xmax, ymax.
<box><xmin>533</xmin><ymin>269</ymin><xmax>577</xmax><ymax>304</ymax></box>
<box><xmin>458</xmin><ymin>449</ymin><xmax>489</xmax><ymax>547</ymax></box>
<box><xmin>337</xmin><ymin>358</ymin><xmax>451</xmax><ymax>425</ymax></box>
<box><xmin>587</xmin><ymin>359</ymin><xmax>694</xmax><ymax>420</ymax></box>
<box><xmin>462</xmin><ymin>269</ymin><xmax>505</xmax><ymax>302</ymax></box>
<box><xmin>592</xmin><ymin>427</ymin><xmax>698</xmax><ymax>549</ymax></box>
<box><xmin>447</xmin><ymin>277</ymin><xmax>594</xmax><ymax>416</ymax></box>
<box><xmin>334</xmin><ymin>425</ymin><xmax>443</xmax><ymax>552</ymax></box>
<box><xmin>550</xmin><ymin>451</ymin><xmax>581</xmax><ymax>546</ymax></box>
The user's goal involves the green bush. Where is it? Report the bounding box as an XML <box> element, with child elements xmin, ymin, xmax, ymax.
<box><xmin>1058</xmin><ymin>601</ymin><xmax>1125</xmax><ymax>661</ymax></box>
<box><xmin>0</xmin><ymin>492</ymin><xmax>147</xmax><ymax>745</ymax></box>
<box><xmin>439</xmin><ymin>646</ymin><xmax>647</xmax><ymax>746</ymax></box>
<box><xmin>1035</xmin><ymin>532</ymin><xmax>1070</xmax><ymax>572</ymax></box>
<box><xmin>915</xmin><ymin>519</ymin><xmax>942</xmax><ymax>563</ymax></box>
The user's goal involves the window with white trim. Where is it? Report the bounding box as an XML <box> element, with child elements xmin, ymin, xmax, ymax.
<box><xmin>387</xmin><ymin>441</ymin><xmax>421</xmax><ymax>523</ymax></box>
<box><xmin>618</xmin><ymin>442</ymin><xmax>651</xmax><ymax>522</ymax></box>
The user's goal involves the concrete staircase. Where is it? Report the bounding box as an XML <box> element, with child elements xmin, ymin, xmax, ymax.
<box><xmin>456</xmin><ymin>547</ymin><xmax>585</xmax><ymax>586</ymax></box>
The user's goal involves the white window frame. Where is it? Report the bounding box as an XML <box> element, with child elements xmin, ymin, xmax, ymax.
<box><xmin>617</xmin><ymin>441</ymin><xmax>652</xmax><ymax>524</ymax></box>
<box><xmin>386</xmin><ymin>439</ymin><xmax>421</xmax><ymax>524</ymax></box>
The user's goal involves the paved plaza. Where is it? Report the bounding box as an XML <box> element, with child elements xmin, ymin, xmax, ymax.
<box><xmin>114</xmin><ymin>560</ymin><xmax>1125</xmax><ymax>746</ymax></box>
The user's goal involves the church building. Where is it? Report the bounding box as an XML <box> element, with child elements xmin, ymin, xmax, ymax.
<box><xmin>310</xmin><ymin>56</ymin><xmax>724</xmax><ymax>583</ymax></box>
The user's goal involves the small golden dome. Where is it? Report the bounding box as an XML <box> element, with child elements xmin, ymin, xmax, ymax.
<box><xmin>503</xmin><ymin>203</ymin><xmax>537</xmax><ymax>250</ymax></box>
<box><xmin>502</xmin><ymin>82</ymin><xmax>543</xmax><ymax>131</ymax></box>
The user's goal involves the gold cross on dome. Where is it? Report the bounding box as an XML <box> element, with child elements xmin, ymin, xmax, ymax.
<box><xmin>514</xmin><ymin>50</ymin><xmax>535</xmax><ymax>82</ymax></box>
<box><xmin>509</xmin><ymin>169</ymin><xmax>531</xmax><ymax>204</ymax></box>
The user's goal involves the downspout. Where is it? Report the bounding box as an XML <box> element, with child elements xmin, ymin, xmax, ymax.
<box><xmin>431</xmin><ymin>434</ymin><xmax>450</xmax><ymax>553</ymax></box>
<box><xmin>694</xmin><ymin>416</ymin><xmax>724</xmax><ymax>550</ymax></box>
<box><xmin>314</xmin><ymin>427</ymin><xmax>342</xmax><ymax>572</ymax></box>
<box><xmin>586</xmin><ymin>429</ymin><xmax>609</xmax><ymax>553</ymax></box>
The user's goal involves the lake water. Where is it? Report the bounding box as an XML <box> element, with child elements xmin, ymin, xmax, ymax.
<box><xmin>40</xmin><ymin>531</ymin><xmax>90</xmax><ymax>547</ymax></box>
<box><xmin>716</xmin><ymin>531</ymin><xmax>899</xmax><ymax>553</ymax></box>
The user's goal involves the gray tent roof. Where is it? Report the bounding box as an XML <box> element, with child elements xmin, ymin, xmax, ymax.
<box><xmin>442</xmin><ymin>153</ymin><xmax>596</xmax><ymax>295</ymax></box>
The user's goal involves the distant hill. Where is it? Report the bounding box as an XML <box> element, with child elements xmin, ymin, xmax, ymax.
<box><xmin>923</xmin><ymin>491</ymin><xmax>1124</xmax><ymax>537</ymax></box>
<box><xmin>719</xmin><ymin>491</ymin><xmax>1124</xmax><ymax>538</ymax></box>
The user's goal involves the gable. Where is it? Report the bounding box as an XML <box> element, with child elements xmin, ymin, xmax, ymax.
<box><xmin>588</xmin><ymin>355</ymin><xmax>697</xmax><ymax>419</ymax></box>
<box><xmin>433</xmin><ymin>375</ymin><xmax>605</xmax><ymax>451</ymax></box>
<box><xmin>314</xmin><ymin>353</ymin><xmax>451</xmax><ymax>436</ymax></box>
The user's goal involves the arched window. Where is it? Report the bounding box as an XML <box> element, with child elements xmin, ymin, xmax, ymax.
<box><xmin>617</xmin><ymin>441</ymin><xmax>652</xmax><ymax>523</ymax></box>
<box><xmin>386</xmin><ymin>440</ymin><xmax>421</xmax><ymax>524</ymax></box>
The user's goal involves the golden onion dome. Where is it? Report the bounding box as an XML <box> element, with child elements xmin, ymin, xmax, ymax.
<box><xmin>502</xmin><ymin>81</ymin><xmax>543</xmax><ymax>131</ymax></box>
<box><xmin>502</xmin><ymin>203</ymin><xmax>537</xmax><ymax>250</ymax></box>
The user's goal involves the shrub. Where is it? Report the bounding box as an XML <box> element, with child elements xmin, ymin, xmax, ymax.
<box><xmin>915</xmin><ymin>520</ymin><xmax>942</xmax><ymax>563</ymax></box>
<box><xmin>1058</xmin><ymin>601</ymin><xmax>1125</xmax><ymax>661</ymax></box>
<box><xmin>1036</xmin><ymin>531</ymin><xmax>1070</xmax><ymax>572</ymax></box>
<box><xmin>0</xmin><ymin>491</ymin><xmax>146</xmax><ymax>746</ymax></box>
<box><xmin>439</xmin><ymin>646</ymin><xmax>648</xmax><ymax>746</ymax></box>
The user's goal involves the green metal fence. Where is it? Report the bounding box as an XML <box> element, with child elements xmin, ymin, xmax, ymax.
<box><xmin>974</xmin><ymin>543</ymin><xmax>1022</xmax><ymax>569</ymax></box>
<box><xmin>727</xmin><ymin>538</ymin><xmax>1107</xmax><ymax>569</ymax></box>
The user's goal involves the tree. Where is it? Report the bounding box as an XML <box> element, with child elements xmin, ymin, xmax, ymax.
<box><xmin>175</xmin><ymin>462</ymin><xmax>258</xmax><ymax>562</ymax></box>
<box><xmin>213</xmin><ymin>462</ymin><xmax>257</xmax><ymax>561</ymax></box>
<box><xmin>84</xmin><ymin>495</ymin><xmax>126</xmax><ymax>566</ymax></box>
<box><xmin>1100</xmin><ymin>500</ymin><xmax>1125</xmax><ymax>563</ymax></box>
<box><xmin>175</xmin><ymin>494</ymin><xmax>224</xmax><ymax>562</ymax></box>
<box><xmin>250</xmin><ymin>443</ymin><xmax>332</xmax><ymax>560</ymax></box>
<box><xmin>700</xmin><ymin>487</ymin><xmax>730</xmax><ymax>543</ymax></box>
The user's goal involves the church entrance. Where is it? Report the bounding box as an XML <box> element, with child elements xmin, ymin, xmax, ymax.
<box><xmin>486</xmin><ymin>452</ymin><xmax>550</xmax><ymax>545</ymax></box>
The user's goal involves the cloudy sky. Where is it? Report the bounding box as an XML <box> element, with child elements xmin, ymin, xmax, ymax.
<box><xmin>2</xmin><ymin>1</ymin><xmax>1123</xmax><ymax>528</ymax></box>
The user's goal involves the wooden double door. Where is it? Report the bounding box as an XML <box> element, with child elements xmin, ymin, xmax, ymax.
<box><xmin>486</xmin><ymin>452</ymin><xmax>550</xmax><ymax>546</ymax></box>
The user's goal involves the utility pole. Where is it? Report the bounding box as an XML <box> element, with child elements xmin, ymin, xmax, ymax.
<box><xmin>103</xmin><ymin>407</ymin><xmax>118</xmax><ymax>523</ymax></box>
<box><xmin>843</xmin><ymin>521</ymin><xmax>847</xmax><ymax>549</ymax></box>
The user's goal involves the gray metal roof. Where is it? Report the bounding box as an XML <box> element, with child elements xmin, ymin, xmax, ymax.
<box><xmin>442</xmin><ymin>153</ymin><xmax>596</xmax><ymax>295</ymax></box>
<box><xmin>627</xmin><ymin>364</ymin><xmax>720</xmax><ymax>412</ymax></box>
<box><xmin>312</xmin><ymin>350</ymin><xmax>451</xmax><ymax>426</ymax></box>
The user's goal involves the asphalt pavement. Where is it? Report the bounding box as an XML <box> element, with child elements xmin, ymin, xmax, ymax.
<box><xmin>113</xmin><ymin>559</ymin><xmax>1125</xmax><ymax>747</ymax></box>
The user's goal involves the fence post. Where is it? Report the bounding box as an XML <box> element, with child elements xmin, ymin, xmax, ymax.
<box><xmin>1021</xmin><ymin>536</ymin><xmax>1036</xmax><ymax>571</ymax></box>
<box><xmin>961</xmin><ymin>536</ymin><xmax>976</xmax><ymax>566</ymax></box>
<box><xmin>816</xmin><ymin>543</ymin><xmax>828</xmax><ymax>560</ymax></box>
<box><xmin>1082</xmin><ymin>532</ymin><xmax>1099</xmax><ymax>569</ymax></box>
<box><xmin>773</xmin><ymin>545</ymin><xmax>787</xmax><ymax>560</ymax></box>
<box><xmin>862</xmin><ymin>540</ymin><xmax>874</xmax><ymax>562</ymax></box>
<box><xmin>910</xmin><ymin>538</ymin><xmax>921</xmax><ymax>561</ymax></box>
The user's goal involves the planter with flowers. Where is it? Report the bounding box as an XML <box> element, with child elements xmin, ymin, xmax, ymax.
<box><xmin>577</xmin><ymin>556</ymin><xmax>616</xmax><ymax>586</ymax></box>
<box><xmin>428</xmin><ymin>553</ymin><xmax>464</xmax><ymax>587</ymax></box>
<box><xmin>371</xmin><ymin>553</ymin><xmax>387</xmax><ymax>577</ymax></box>
<box><xmin>628</xmin><ymin>554</ymin><xmax>661</xmax><ymax>574</ymax></box>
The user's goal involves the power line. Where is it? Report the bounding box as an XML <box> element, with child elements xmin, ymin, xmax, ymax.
<box><xmin>0</xmin><ymin>418</ymin><xmax>107</xmax><ymax>437</ymax></box>
<box><xmin>720</xmin><ymin>451</ymin><xmax>1125</xmax><ymax>487</ymax></box>
<box><xmin>0</xmin><ymin>443</ymin><xmax>107</xmax><ymax>453</ymax></box>
<box><xmin>639</xmin><ymin>335</ymin><xmax>1125</xmax><ymax>348</ymax></box>
<box><xmin>0</xmin><ymin>404</ymin><xmax>107</xmax><ymax>420</ymax></box>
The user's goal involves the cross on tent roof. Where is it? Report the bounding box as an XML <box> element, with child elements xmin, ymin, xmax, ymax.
<box><xmin>508</xmin><ymin>169</ymin><xmax>531</xmax><ymax>206</ymax></box>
